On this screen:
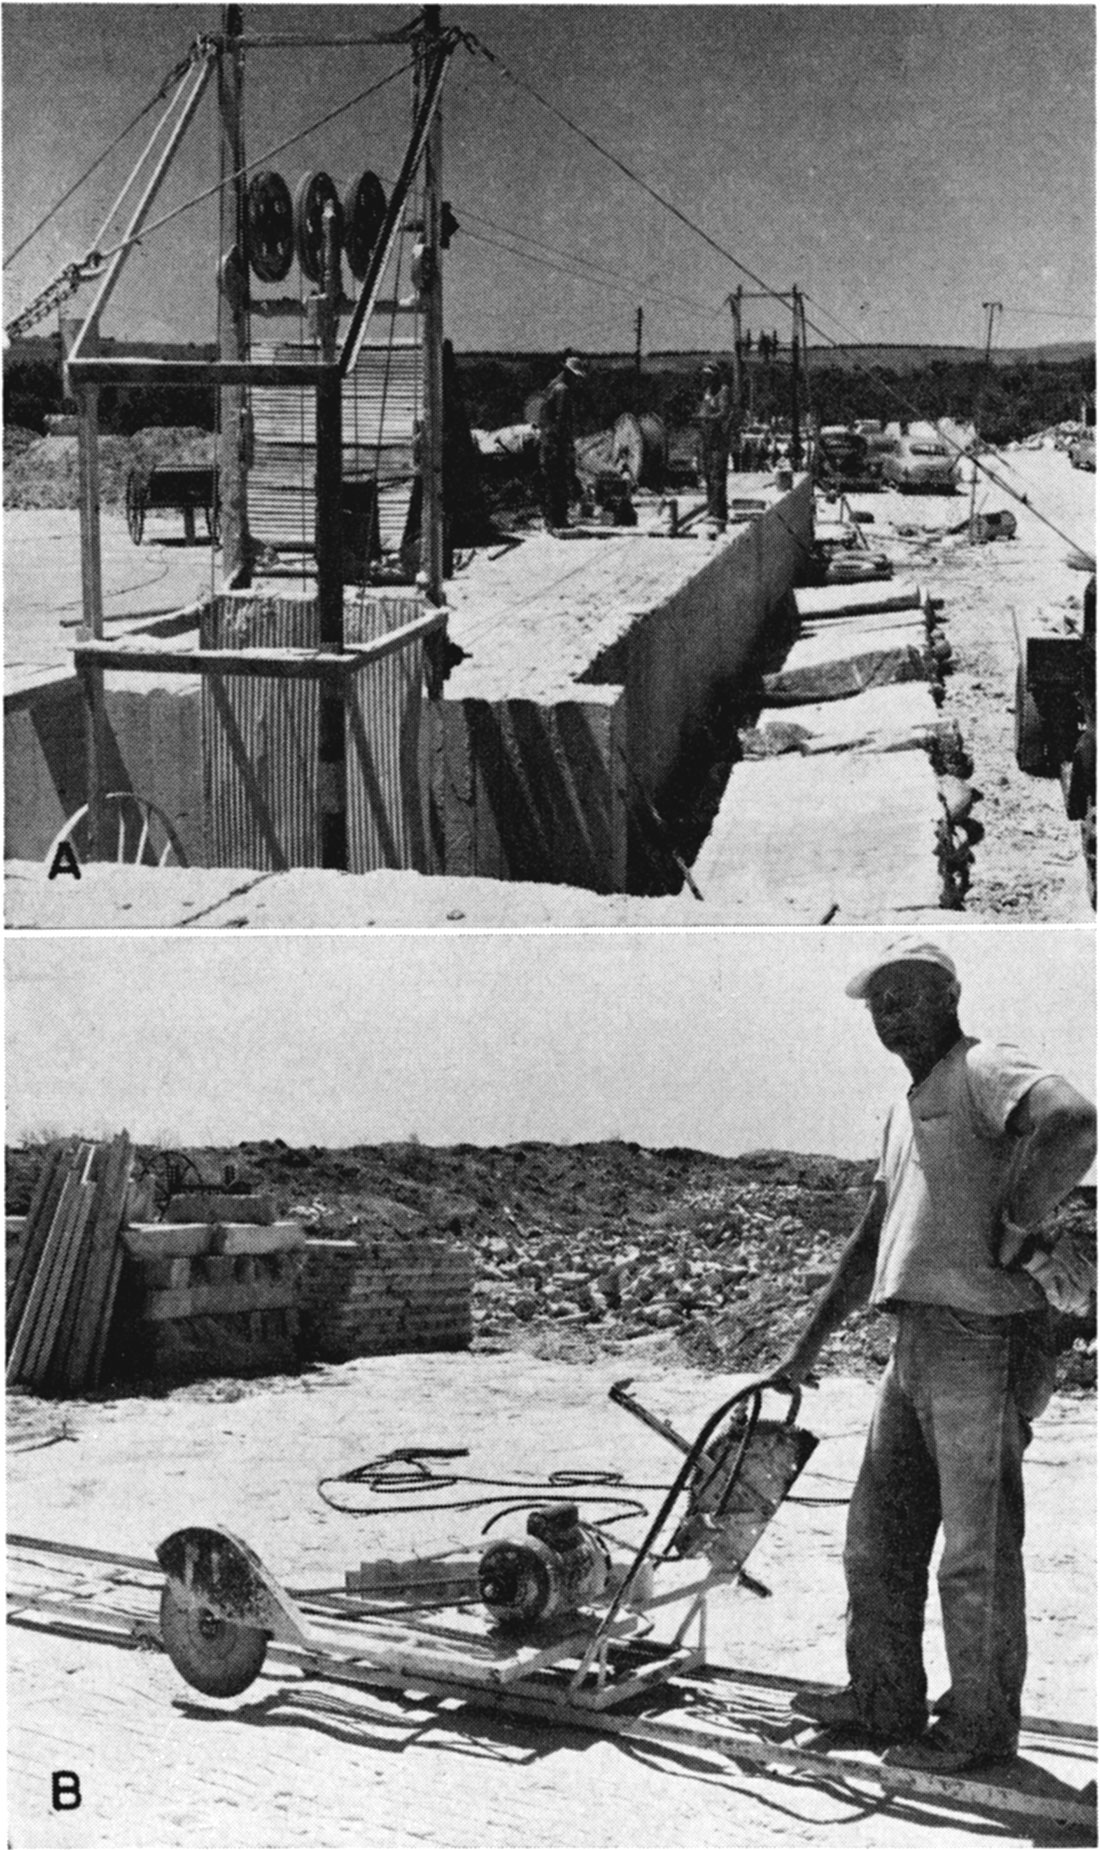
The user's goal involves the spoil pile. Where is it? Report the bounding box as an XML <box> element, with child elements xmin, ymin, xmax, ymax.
<box><xmin>7</xmin><ymin>1140</ymin><xmax>1093</xmax><ymax>1392</ymax></box>
<box><xmin>3</xmin><ymin>426</ymin><xmax>214</xmax><ymax>510</ymax></box>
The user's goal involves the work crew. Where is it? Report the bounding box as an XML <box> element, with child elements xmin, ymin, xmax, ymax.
<box><xmin>767</xmin><ymin>938</ymin><xmax>1096</xmax><ymax>1773</ymax></box>
<box><xmin>695</xmin><ymin>361</ymin><xmax>731</xmax><ymax>534</ymax></box>
<box><xmin>538</xmin><ymin>352</ymin><xmax>586</xmax><ymax>531</ymax></box>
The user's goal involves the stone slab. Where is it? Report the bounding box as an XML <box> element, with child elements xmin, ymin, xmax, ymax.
<box><xmin>754</xmin><ymin>683</ymin><xmax>948</xmax><ymax>756</ymax></box>
<box><xmin>692</xmin><ymin>750</ymin><xmax>942</xmax><ymax>919</ymax></box>
<box><xmin>762</xmin><ymin>623</ymin><xmax>928</xmax><ymax>704</ymax></box>
<box><xmin>793</xmin><ymin>581</ymin><xmax>924</xmax><ymax>620</ymax></box>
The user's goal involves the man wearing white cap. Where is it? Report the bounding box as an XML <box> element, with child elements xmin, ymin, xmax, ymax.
<box><xmin>538</xmin><ymin>351</ymin><xmax>586</xmax><ymax>531</ymax></box>
<box><xmin>771</xmin><ymin>937</ymin><xmax>1096</xmax><ymax>1773</ymax></box>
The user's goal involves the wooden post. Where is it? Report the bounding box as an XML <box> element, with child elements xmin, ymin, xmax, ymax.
<box><xmin>789</xmin><ymin>286</ymin><xmax>802</xmax><ymax>469</ymax></box>
<box><xmin>70</xmin><ymin>316</ymin><xmax>107</xmax><ymax>859</ymax></box>
<box><xmin>315</xmin><ymin>202</ymin><xmax>346</xmax><ymax>869</ymax></box>
<box><xmin>421</xmin><ymin>4</ymin><xmax>445</xmax><ymax>604</ymax></box>
<box><xmin>218</xmin><ymin>3</ymin><xmax>250</xmax><ymax>586</ymax></box>
<box><xmin>634</xmin><ymin>305</ymin><xmax>643</xmax><ymax>376</ymax></box>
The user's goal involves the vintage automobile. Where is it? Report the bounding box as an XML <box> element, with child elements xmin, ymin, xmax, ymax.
<box><xmin>812</xmin><ymin>425</ymin><xmax>870</xmax><ymax>488</ymax></box>
<box><xmin>880</xmin><ymin>433</ymin><xmax>957</xmax><ymax>493</ymax></box>
<box><xmin>1069</xmin><ymin>431</ymin><xmax>1096</xmax><ymax>472</ymax></box>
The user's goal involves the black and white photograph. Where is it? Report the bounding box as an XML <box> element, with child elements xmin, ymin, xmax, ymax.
<box><xmin>3</xmin><ymin>4</ymin><xmax>1097</xmax><ymax>1848</ymax></box>
<box><xmin>5</xmin><ymin>927</ymin><xmax>1097</xmax><ymax>1842</ymax></box>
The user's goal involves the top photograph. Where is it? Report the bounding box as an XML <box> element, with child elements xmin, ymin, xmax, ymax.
<box><xmin>4</xmin><ymin>2</ymin><xmax>1095</xmax><ymax>930</ymax></box>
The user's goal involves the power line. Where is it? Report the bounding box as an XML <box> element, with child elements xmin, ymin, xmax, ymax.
<box><xmin>461</xmin><ymin>228</ymin><xmax>720</xmax><ymax>328</ymax></box>
<box><xmin>467</xmin><ymin>31</ymin><xmax>1092</xmax><ymax>553</ymax></box>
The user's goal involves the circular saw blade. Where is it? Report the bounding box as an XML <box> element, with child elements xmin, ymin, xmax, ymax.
<box><xmin>159</xmin><ymin>1580</ymin><xmax>267</xmax><ymax>1698</ymax></box>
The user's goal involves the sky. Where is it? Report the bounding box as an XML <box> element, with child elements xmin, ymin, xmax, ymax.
<box><xmin>2</xmin><ymin>4</ymin><xmax>1095</xmax><ymax>355</ymax></box>
<box><xmin>6</xmin><ymin>927</ymin><xmax>1095</xmax><ymax>1159</ymax></box>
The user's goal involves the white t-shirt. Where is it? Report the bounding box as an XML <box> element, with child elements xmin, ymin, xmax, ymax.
<box><xmin>871</xmin><ymin>1036</ymin><xmax>1054</xmax><ymax>1315</ymax></box>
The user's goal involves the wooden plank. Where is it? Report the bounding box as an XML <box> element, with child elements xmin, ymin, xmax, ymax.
<box><xmin>87</xmin><ymin>1244</ymin><xmax>126</xmax><ymax>1389</ymax></box>
<box><xmin>60</xmin><ymin>1135</ymin><xmax>133</xmax><ymax>1393</ymax></box>
<box><xmin>138</xmin><ymin>1277</ymin><xmax>299</xmax><ymax>1321</ymax></box>
<box><xmin>47</xmin><ymin>1143</ymin><xmax>111</xmax><ymax>1390</ymax></box>
<box><xmin>25</xmin><ymin>1181</ymin><xmax>97</xmax><ymax>1389</ymax></box>
<box><xmin>6</xmin><ymin>1144</ymin><xmax>72</xmax><ymax>1339</ymax></box>
<box><xmin>7</xmin><ymin>1157</ymin><xmax>91</xmax><ymax>1385</ymax></box>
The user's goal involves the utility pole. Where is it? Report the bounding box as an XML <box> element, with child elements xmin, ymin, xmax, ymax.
<box><xmin>789</xmin><ymin>286</ymin><xmax>801</xmax><ymax>468</ymax></box>
<box><xmin>727</xmin><ymin>288</ymin><xmax>743</xmax><ymax>467</ymax></box>
<box><xmin>634</xmin><ymin>305</ymin><xmax>643</xmax><ymax>376</ymax></box>
<box><xmin>969</xmin><ymin>299</ymin><xmax>1002</xmax><ymax>542</ymax></box>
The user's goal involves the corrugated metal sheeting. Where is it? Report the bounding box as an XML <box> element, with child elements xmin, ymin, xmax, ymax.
<box><xmin>200</xmin><ymin>592</ymin><xmax>430</xmax><ymax>873</ymax></box>
<box><xmin>201</xmin><ymin>596</ymin><xmax>321</xmax><ymax>870</ymax></box>
<box><xmin>345</xmin><ymin>592</ymin><xmax>428</xmax><ymax>873</ymax></box>
<box><xmin>250</xmin><ymin>333</ymin><xmax>422</xmax><ymax>559</ymax></box>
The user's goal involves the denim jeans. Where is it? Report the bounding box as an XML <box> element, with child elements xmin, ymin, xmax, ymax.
<box><xmin>842</xmin><ymin>1302</ymin><xmax>1043</xmax><ymax>1751</ymax></box>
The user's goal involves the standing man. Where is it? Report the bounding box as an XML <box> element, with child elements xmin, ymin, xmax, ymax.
<box><xmin>538</xmin><ymin>351</ymin><xmax>586</xmax><ymax>531</ymax></box>
<box><xmin>695</xmin><ymin>361</ymin><xmax>731</xmax><ymax>535</ymax></box>
<box><xmin>769</xmin><ymin>938</ymin><xmax>1096</xmax><ymax>1772</ymax></box>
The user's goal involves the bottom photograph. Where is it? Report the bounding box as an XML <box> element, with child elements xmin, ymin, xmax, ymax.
<box><xmin>5</xmin><ymin>926</ymin><xmax>1096</xmax><ymax>1849</ymax></box>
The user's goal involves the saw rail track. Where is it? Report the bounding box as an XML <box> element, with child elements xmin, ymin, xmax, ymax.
<box><xmin>8</xmin><ymin>1534</ymin><xmax>1096</xmax><ymax>1835</ymax></box>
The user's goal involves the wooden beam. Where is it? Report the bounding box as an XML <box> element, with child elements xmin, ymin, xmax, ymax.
<box><xmin>67</xmin><ymin>357</ymin><xmax>332</xmax><ymax>388</ymax></box>
<box><xmin>72</xmin><ymin>611</ymin><xmax>447</xmax><ymax>678</ymax></box>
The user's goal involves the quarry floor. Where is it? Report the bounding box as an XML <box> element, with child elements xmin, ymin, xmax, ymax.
<box><xmin>5</xmin><ymin>447</ymin><xmax>1095</xmax><ymax>925</ymax></box>
<box><xmin>7</xmin><ymin>1356</ymin><xmax>1095</xmax><ymax>1849</ymax></box>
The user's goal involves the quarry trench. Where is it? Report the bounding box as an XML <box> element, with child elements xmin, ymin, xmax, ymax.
<box><xmin>4</xmin><ymin>450</ymin><xmax>1095</xmax><ymax>925</ymax></box>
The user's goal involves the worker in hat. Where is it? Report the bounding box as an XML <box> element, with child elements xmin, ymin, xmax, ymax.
<box><xmin>694</xmin><ymin>361</ymin><xmax>731</xmax><ymax>535</ymax></box>
<box><xmin>537</xmin><ymin>352</ymin><xmax>587</xmax><ymax>532</ymax></box>
<box><xmin>767</xmin><ymin>937</ymin><xmax>1096</xmax><ymax>1774</ymax></box>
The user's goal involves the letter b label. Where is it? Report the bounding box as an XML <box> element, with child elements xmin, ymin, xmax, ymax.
<box><xmin>52</xmin><ymin>1771</ymin><xmax>81</xmax><ymax>1810</ymax></box>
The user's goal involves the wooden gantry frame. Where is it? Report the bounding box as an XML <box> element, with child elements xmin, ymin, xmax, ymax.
<box><xmin>64</xmin><ymin>5</ymin><xmax>456</xmax><ymax>863</ymax></box>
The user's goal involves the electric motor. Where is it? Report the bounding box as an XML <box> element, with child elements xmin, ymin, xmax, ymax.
<box><xmin>478</xmin><ymin>1502</ymin><xmax>609</xmax><ymax>1625</ymax></box>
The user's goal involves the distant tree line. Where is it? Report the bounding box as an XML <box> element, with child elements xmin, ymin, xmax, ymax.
<box><xmin>6</xmin><ymin>340</ymin><xmax>1094</xmax><ymax>448</ymax></box>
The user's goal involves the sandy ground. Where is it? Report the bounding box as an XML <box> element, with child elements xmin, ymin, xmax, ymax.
<box><xmin>6</xmin><ymin>1356</ymin><xmax>1095</xmax><ymax>1849</ymax></box>
<box><xmin>4</xmin><ymin>510</ymin><xmax>214</xmax><ymax>689</ymax></box>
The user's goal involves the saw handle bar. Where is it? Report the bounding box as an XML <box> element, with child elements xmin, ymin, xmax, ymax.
<box><xmin>593</xmin><ymin>1376</ymin><xmax>796</xmax><ymax>1641</ymax></box>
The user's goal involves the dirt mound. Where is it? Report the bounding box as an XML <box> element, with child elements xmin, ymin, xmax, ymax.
<box><xmin>3</xmin><ymin>425</ymin><xmax>214</xmax><ymax>510</ymax></box>
<box><xmin>9</xmin><ymin>1137</ymin><xmax>1091</xmax><ymax>1390</ymax></box>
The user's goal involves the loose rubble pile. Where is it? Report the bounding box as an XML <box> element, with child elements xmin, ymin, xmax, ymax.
<box><xmin>6</xmin><ymin>1139</ymin><xmax>1094</xmax><ymax>1391</ymax></box>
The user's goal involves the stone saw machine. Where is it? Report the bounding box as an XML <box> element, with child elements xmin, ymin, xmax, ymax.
<box><xmin>156</xmin><ymin>1378</ymin><xmax>816</xmax><ymax>1706</ymax></box>
<box><xmin>10</xmin><ymin>1371</ymin><xmax>1096</xmax><ymax>1830</ymax></box>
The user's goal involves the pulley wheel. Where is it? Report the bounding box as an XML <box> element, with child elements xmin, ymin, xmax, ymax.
<box><xmin>159</xmin><ymin>1579</ymin><xmax>267</xmax><ymax>1698</ymax></box>
<box><xmin>246</xmin><ymin>170</ymin><xmax>293</xmax><ymax>284</ymax></box>
<box><xmin>342</xmin><ymin>170</ymin><xmax>387</xmax><ymax>280</ymax></box>
<box><xmin>294</xmin><ymin>170</ymin><xmax>342</xmax><ymax>285</ymax></box>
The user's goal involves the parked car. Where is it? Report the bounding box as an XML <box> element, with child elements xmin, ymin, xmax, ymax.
<box><xmin>880</xmin><ymin>433</ymin><xmax>957</xmax><ymax>493</ymax></box>
<box><xmin>1069</xmin><ymin>432</ymin><xmax>1096</xmax><ymax>472</ymax></box>
<box><xmin>812</xmin><ymin>425</ymin><xmax>870</xmax><ymax>488</ymax></box>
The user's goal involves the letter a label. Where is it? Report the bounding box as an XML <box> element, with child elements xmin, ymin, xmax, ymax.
<box><xmin>48</xmin><ymin>840</ymin><xmax>82</xmax><ymax>881</ymax></box>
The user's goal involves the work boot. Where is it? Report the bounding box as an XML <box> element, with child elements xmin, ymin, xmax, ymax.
<box><xmin>791</xmin><ymin>1685</ymin><xmax>923</xmax><ymax>1746</ymax></box>
<box><xmin>883</xmin><ymin>1721</ymin><xmax>1018</xmax><ymax>1774</ymax></box>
